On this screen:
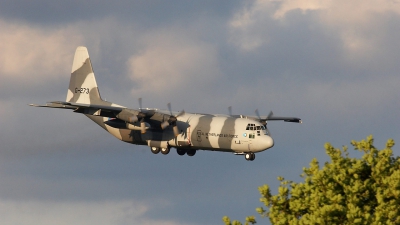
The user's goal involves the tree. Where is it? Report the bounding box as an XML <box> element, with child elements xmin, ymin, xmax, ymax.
<box><xmin>223</xmin><ymin>135</ymin><xmax>399</xmax><ymax>225</ymax></box>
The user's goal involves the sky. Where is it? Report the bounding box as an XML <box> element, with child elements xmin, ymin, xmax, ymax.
<box><xmin>0</xmin><ymin>0</ymin><xmax>399</xmax><ymax>224</ymax></box>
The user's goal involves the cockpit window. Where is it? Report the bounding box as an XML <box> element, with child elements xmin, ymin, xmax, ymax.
<box><xmin>246</xmin><ymin>123</ymin><xmax>268</xmax><ymax>131</ymax></box>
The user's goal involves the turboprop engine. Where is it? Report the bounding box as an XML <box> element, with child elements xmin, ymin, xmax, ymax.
<box><xmin>116</xmin><ymin>108</ymin><xmax>148</xmax><ymax>133</ymax></box>
<box><xmin>104</xmin><ymin>118</ymin><xmax>150</xmax><ymax>131</ymax></box>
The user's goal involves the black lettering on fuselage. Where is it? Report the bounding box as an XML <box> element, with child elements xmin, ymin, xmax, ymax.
<box><xmin>200</xmin><ymin>133</ymin><xmax>238</xmax><ymax>138</ymax></box>
<box><xmin>75</xmin><ymin>87</ymin><xmax>90</xmax><ymax>94</ymax></box>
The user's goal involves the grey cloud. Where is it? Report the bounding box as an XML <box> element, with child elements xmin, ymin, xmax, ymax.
<box><xmin>0</xmin><ymin>1</ymin><xmax>240</xmax><ymax>26</ymax></box>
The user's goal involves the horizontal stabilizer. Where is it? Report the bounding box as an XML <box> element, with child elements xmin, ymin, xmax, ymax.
<box><xmin>29</xmin><ymin>101</ymin><xmax>125</xmax><ymax>118</ymax></box>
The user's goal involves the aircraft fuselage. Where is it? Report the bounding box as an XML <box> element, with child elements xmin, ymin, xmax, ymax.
<box><xmin>88</xmin><ymin>111</ymin><xmax>274</xmax><ymax>154</ymax></box>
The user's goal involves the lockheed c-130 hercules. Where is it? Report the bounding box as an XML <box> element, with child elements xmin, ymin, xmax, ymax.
<box><xmin>30</xmin><ymin>46</ymin><xmax>301</xmax><ymax>161</ymax></box>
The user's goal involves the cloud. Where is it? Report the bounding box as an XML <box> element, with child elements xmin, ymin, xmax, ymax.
<box><xmin>0</xmin><ymin>199</ymin><xmax>186</xmax><ymax>225</ymax></box>
<box><xmin>272</xmin><ymin>0</ymin><xmax>328</xmax><ymax>19</ymax></box>
<box><xmin>319</xmin><ymin>0</ymin><xmax>400</xmax><ymax>25</ymax></box>
<box><xmin>127</xmin><ymin>29</ymin><xmax>222</xmax><ymax>101</ymax></box>
<box><xmin>228</xmin><ymin>1</ymin><xmax>273</xmax><ymax>51</ymax></box>
<box><xmin>0</xmin><ymin>20</ymin><xmax>83</xmax><ymax>82</ymax></box>
<box><xmin>238</xmin><ymin>0</ymin><xmax>400</xmax><ymax>21</ymax></box>
<box><xmin>229</xmin><ymin>0</ymin><xmax>400</xmax><ymax>53</ymax></box>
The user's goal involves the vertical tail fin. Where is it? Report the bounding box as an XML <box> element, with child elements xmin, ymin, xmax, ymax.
<box><xmin>66</xmin><ymin>46</ymin><xmax>103</xmax><ymax>104</ymax></box>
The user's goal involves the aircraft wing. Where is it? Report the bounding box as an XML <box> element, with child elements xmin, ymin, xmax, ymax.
<box><xmin>29</xmin><ymin>101</ymin><xmax>182</xmax><ymax>131</ymax></box>
<box><xmin>263</xmin><ymin>116</ymin><xmax>302</xmax><ymax>123</ymax></box>
<box><xmin>231</xmin><ymin>113</ymin><xmax>302</xmax><ymax>123</ymax></box>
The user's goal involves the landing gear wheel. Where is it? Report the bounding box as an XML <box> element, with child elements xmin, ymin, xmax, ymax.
<box><xmin>161</xmin><ymin>147</ymin><xmax>170</xmax><ymax>155</ymax></box>
<box><xmin>245</xmin><ymin>153</ymin><xmax>255</xmax><ymax>161</ymax></box>
<box><xmin>187</xmin><ymin>149</ymin><xmax>196</xmax><ymax>156</ymax></box>
<box><xmin>177</xmin><ymin>149</ymin><xmax>186</xmax><ymax>156</ymax></box>
<box><xmin>151</xmin><ymin>147</ymin><xmax>160</xmax><ymax>154</ymax></box>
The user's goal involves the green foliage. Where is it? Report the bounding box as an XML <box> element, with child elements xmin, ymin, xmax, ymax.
<box><xmin>223</xmin><ymin>135</ymin><xmax>399</xmax><ymax>224</ymax></box>
<box><xmin>222</xmin><ymin>215</ymin><xmax>256</xmax><ymax>225</ymax></box>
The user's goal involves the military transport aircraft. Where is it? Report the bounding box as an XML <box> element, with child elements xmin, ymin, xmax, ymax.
<box><xmin>30</xmin><ymin>46</ymin><xmax>301</xmax><ymax>161</ymax></box>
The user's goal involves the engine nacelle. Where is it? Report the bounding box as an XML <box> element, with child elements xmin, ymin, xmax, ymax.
<box><xmin>105</xmin><ymin>119</ymin><xmax>150</xmax><ymax>131</ymax></box>
<box><xmin>116</xmin><ymin>109</ymin><xmax>139</xmax><ymax>123</ymax></box>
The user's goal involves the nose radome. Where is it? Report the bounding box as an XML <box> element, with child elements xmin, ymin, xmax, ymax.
<box><xmin>264</xmin><ymin>135</ymin><xmax>274</xmax><ymax>149</ymax></box>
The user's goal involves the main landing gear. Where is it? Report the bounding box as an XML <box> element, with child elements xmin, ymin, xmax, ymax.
<box><xmin>151</xmin><ymin>146</ymin><xmax>171</xmax><ymax>155</ymax></box>
<box><xmin>177</xmin><ymin>148</ymin><xmax>196</xmax><ymax>156</ymax></box>
<box><xmin>245</xmin><ymin>152</ymin><xmax>255</xmax><ymax>161</ymax></box>
<box><xmin>150</xmin><ymin>147</ymin><xmax>195</xmax><ymax>156</ymax></box>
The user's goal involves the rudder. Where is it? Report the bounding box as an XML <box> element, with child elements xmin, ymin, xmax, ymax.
<box><xmin>66</xmin><ymin>46</ymin><xmax>102</xmax><ymax>104</ymax></box>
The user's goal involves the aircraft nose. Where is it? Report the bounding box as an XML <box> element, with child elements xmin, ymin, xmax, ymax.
<box><xmin>263</xmin><ymin>135</ymin><xmax>274</xmax><ymax>149</ymax></box>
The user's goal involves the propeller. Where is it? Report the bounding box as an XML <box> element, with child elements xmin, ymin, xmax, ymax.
<box><xmin>161</xmin><ymin>103</ymin><xmax>185</xmax><ymax>136</ymax></box>
<box><xmin>255</xmin><ymin>109</ymin><xmax>274</xmax><ymax>124</ymax></box>
<box><xmin>255</xmin><ymin>109</ymin><xmax>273</xmax><ymax>136</ymax></box>
<box><xmin>228</xmin><ymin>106</ymin><xmax>232</xmax><ymax>116</ymax></box>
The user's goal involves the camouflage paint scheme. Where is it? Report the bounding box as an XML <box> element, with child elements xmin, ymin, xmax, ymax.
<box><xmin>30</xmin><ymin>47</ymin><xmax>301</xmax><ymax>160</ymax></box>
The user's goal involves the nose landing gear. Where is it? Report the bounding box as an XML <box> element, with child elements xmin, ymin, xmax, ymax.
<box><xmin>245</xmin><ymin>153</ymin><xmax>255</xmax><ymax>161</ymax></box>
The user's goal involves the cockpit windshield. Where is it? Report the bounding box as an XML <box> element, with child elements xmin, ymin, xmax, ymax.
<box><xmin>246</xmin><ymin>123</ymin><xmax>266</xmax><ymax>130</ymax></box>
<box><xmin>246</xmin><ymin>123</ymin><xmax>268</xmax><ymax>135</ymax></box>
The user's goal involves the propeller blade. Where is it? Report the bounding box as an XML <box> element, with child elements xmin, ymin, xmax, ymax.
<box><xmin>255</xmin><ymin>109</ymin><xmax>267</xmax><ymax>126</ymax></box>
<box><xmin>140</xmin><ymin>119</ymin><xmax>146</xmax><ymax>134</ymax></box>
<box><xmin>138</xmin><ymin>97</ymin><xmax>143</xmax><ymax>110</ymax></box>
<box><xmin>167</xmin><ymin>102</ymin><xmax>172</xmax><ymax>115</ymax></box>
<box><xmin>162</xmin><ymin>103</ymin><xmax>184</xmax><ymax>132</ymax></box>
<box><xmin>228</xmin><ymin>106</ymin><xmax>232</xmax><ymax>116</ymax></box>
<box><xmin>173</xmin><ymin>125</ymin><xmax>179</xmax><ymax>136</ymax></box>
<box><xmin>176</xmin><ymin>110</ymin><xmax>185</xmax><ymax>118</ymax></box>
<box><xmin>255</xmin><ymin>109</ymin><xmax>261</xmax><ymax>119</ymax></box>
<box><xmin>161</xmin><ymin>121</ymin><xmax>169</xmax><ymax>129</ymax></box>
<box><xmin>267</xmin><ymin>111</ymin><xmax>274</xmax><ymax>119</ymax></box>
<box><xmin>167</xmin><ymin>103</ymin><xmax>185</xmax><ymax>117</ymax></box>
